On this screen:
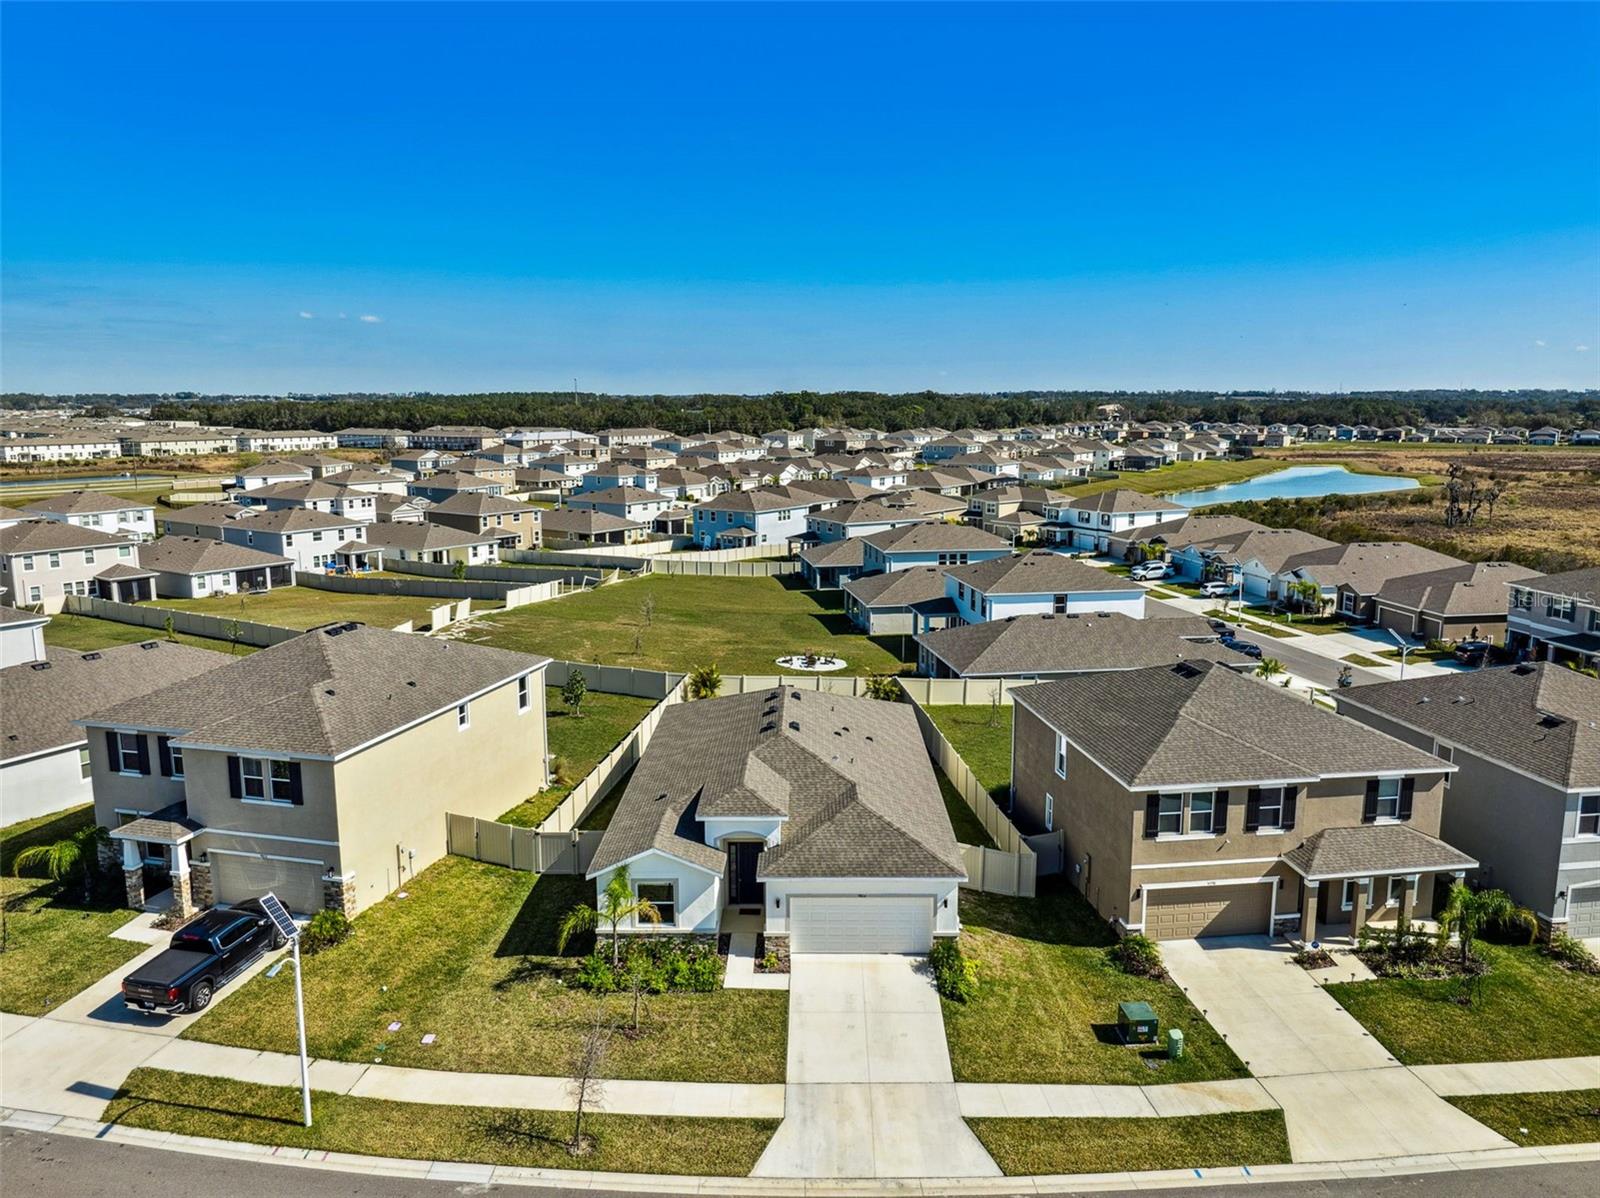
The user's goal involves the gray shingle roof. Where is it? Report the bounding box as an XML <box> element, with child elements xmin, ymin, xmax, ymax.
<box><xmin>916</xmin><ymin>612</ymin><xmax>1251</xmax><ymax>677</ymax></box>
<box><xmin>1518</xmin><ymin>566</ymin><xmax>1600</xmax><ymax>604</ymax></box>
<box><xmin>2</xmin><ymin>642</ymin><xmax>225</xmax><ymax>761</ymax></box>
<box><xmin>0</xmin><ymin>604</ymin><xmax>48</xmax><ymax>627</ymax></box>
<box><xmin>946</xmin><ymin>550</ymin><xmax>1135</xmax><ymax>595</ymax></box>
<box><xmin>590</xmin><ymin>690</ymin><xmax>963</xmax><ymax>881</ymax></box>
<box><xmin>82</xmin><ymin>624</ymin><xmax>548</xmax><ymax>759</ymax></box>
<box><xmin>0</xmin><ymin>519</ymin><xmax>133</xmax><ymax>554</ymax></box>
<box><xmin>1282</xmin><ymin>825</ymin><xmax>1476</xmax><ymax>879</ymax></box>
<box><xmin>1064</xmin><ymin>488</ymin><xmax>1187</xmax><ymax>515</ymax></box>
<box><xmin>139</xmin><ymin>536</ymin><xmax>292</xmax><ymax>575</ymax></box>
<box><xmin>539</xmin><ymin>509</ymin><xmax>644</xmax><ymax>534</ymax></box>
<box><xmin>861</xmin><ymin>523</ymin><xmax>1011</xmax><ymax>554</ymax></box>
<box><xmin>1337</xmin><ymin>663</ymin><xmax>1600</xmax><ymax>789</ymax></box>
<box><xmin>798</xmin><ymin>538</ymin><xmax>867</xmax><ymax>569</ymax></box>
<box><xmin>361</xmin><ymin>522</ymin><xmax>499</xmax><ymax>552</ymax></box>
<box><xmin>1375</xmin><ymin>561</ymin><xmax>1542</xmax><ymax>617</ymax></box>
<box><xmin>843</xmin><ymin>566</ymin><xmax>950</xmax><ymax>609</ymax></box>
<box><xmin>23</xmin><ymin>490</ymin><xmax>153</xmax><ymax>515</ymax></box>
<box><xmin>1282</xmin><ymin>541</ymin><xmax>1465</xmax><ymax>595</ymax></box>
<box><xmin>1014</xmin><ymin>660</ymin><xmax>1447</xmax><ymax>789</ymax></box>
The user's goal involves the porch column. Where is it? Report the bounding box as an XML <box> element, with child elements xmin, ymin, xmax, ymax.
<box><xmin>1350</xmin><ymin>876</ymin><xmax>1370</xmax><ymax>939</ymax></box>
<box><xmin>1301</xmin><ymin>880</ymin><xmax>1319</xmax><ymax>944</ymax></box>
<box><xmin>169</xmin><ymin>841</ymin><xmax>194</xmax><ymax>919</ymax></box>
<box><xmin>1399</xmin><ymin>875</ymin><xmax>1417</xmax><ymax>925</ymax></box>
<box><xmin>121</xmin><ymin>839</ymin><xmax>145</xmax><ymax>910</ymax></box>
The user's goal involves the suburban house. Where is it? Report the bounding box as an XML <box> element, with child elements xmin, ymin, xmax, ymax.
<box><xmin>797</xmin><ymin>538</ymin><xmax>868</xmax><ymax>590</ymax></box>
<box><xmin>1044</xmin><ymin>489</ymin><xmax>1188</xmax><ymax>554</ymax></box>
<box><xmin>944</xmin><ymin>551</ymin><xmax>1146</xmax><ymax>624</ymax></box>
<box><xmin>843</xmin><ymin>565</ymin><xmax>962</xmax><ymax>635</ymax></box>
<box><xmin>691</xmin><ymin>484</ymin><xmax>840</xmax><ymax>548</ymax></box>
<box><xmin>539</xmin><ymin>508</ymin><xmax>649</xmax><ymax>546</ymax></box>
<box><xmin>1</xmin><ymin>640</ymin><xmax>222</xmax><ymax>825</ymax></box>
<box><xmin>235</xmin><ymin>461</ymin><xmax>315</xmax><ymax>491</ymax></box>
<box><xmin>1010</xmin><ymin>660</ymin><xmax>1466</xmax><ymax>941</ymax></box>
<box><xmin>23</xmin><ymin>491</ymin><xmax>157</xmax><ymax>540</ymax></box>
<box><xmin>1276</xmin><ymin>541</ymin><xmax>1466</xmax><ymax>622</ymax></box>
<box><xmin>1336</xmin><ymin>664</ymin><xmax>1600</xmax><ymax>938</ymax></box>
<box><xmin>1370</xmin><ymin>561</ymin><xmax>1542</xmax><ymax>645</ymax></box>
<box><xmin>0</xmin><ymin>519</ymin><xmax>141</xmax><ymax>612</ymax></box>
<box><xmin>408</xmin><ymin>425</ymin><xmax>504</xmax><ymax>452</ymax></box>
<box><xmin>136</xmin><ymin>536</ymin><xmax>296</xmax><ymax>599</ymax></box>
<box><xmin>0</xmin><ymin>603</ymin><xmax>48</xmax><ymax>667</ymax></box>
<box><xmin>407</xmin><ymin>470</ymin><xmax>506</xmax><ymax>504</ymax></box>
<box><xmin>236</xmin><ymin>479</ymin><xmax>380</xmax><ymax>523</ymax></box>
<box><xmin>565</xmin><ymin>485</ymin><xmax>675</xmax><ymax>525</ymax></box>
<box><xmin>82</xmin><ymin>624</ymin><xmax>550</xmax><ymax>918</ymax></box>
<box><xmin>423</xmin><ymin>492</ymin><xmax>542</xmax><ymax>551</ymax></box>
<box><xmin>915</xmin><ymin>611</ymin><xmax>1251</xmax><ymax>679</ymax></box>
<box><xmin>236</xmin><ymin>430</ymin><xmax>340</xmax><ymax>454</ymax></box>
<box><xmin>859</xmin><ymin>522</ymin><xmax>1012</xmax><ymax>574</ymax></box>
<box><xmin>585</xmin><ymin>689</ymin><xmax>965</xmax><ymax>953</ymax></box>
<box><xmin>162</xmin><ymin>504</ymin><xmax>369</xmax><ymax>575</ymax></box>
<box><xmin>1101</xmin><ymin>513</ymin><xmax>1265</xmax><ymax>571</ymax></box>
<box><xmin>1505</xmin><ymin>566</ymin><xmax>1600</xmax><ymax>669</ymax></box>
<box><xmin>361</xmin><ymin>521</ymin><xmax>501</xmax><ymax>565</ymax></box>
<box><xmin>806</xmin><ymin>498</ymin><xmax>935</xmax><ymax>543</ymax></box>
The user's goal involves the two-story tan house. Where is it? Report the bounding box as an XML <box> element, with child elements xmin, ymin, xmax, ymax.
<box><xmin>1009</xmin><ymin>660</ymin><xmax>1470</xmax><ymax>942</ymax></box>
<box><xmin>82</xmin><ymin>624</ymin><xmax>549</xmax><ymax>918</ymax></box>
<box><xmin>422</xmin><ymin>491</ymin><xmax>542</xmax><ymax>551</ymax></box>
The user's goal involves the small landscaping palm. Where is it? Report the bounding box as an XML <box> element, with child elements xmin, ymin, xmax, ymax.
<box><xmin>1437</xmin><ymin>882</ymin><xmax>1537</xmax><ymax>970</ymax></box>
<box><xmin>557</xmin><ymin>865</ymin><xmax>661</xmax><ymax>966</ymax></box>
<box><xmin>14</xmin><ymin>824</ymin><xmax>110</xmax><ymax>905</ymax></box>
<box><xmin>687</xmin><ymin>662</ymin><xmax>722</xmax><ymax>700</ymax></box>
<box><xmin>1255</xmin><ymin>657</ymin><xmax>1285</xmax><ymax>681</ymax></box>
<box><xmin>863</xmin><ymin>673</ymin><xmax>902</xmax><ymax>702</ymax></box>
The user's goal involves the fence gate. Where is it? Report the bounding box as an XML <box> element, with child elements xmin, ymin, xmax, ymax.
<box><xmin>1024</xmin><ymin>830</ymin><xmax>1065</xmax><ymax>876</ymax></box>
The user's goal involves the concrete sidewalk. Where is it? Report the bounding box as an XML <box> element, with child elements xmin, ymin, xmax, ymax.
<box><xmin>957</xmin><ymin>1077</ymin><xmax>1276</xmax><ymax>1118</ymax></box>
<box><xmin>1413</xmin><ymin>1056</ymin><xmax>1600</xmax><ymax>1097</ymax></box>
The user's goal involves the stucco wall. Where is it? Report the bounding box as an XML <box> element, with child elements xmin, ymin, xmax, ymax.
<box><xmin>1</xmin><ymin>747</ymin><xmax>92</xmax><ymax>825</ymax></box>
<box><xmin>594</xmin><ymin>854</ymin><xmax>721</xmax><ymax>934</ymax></box>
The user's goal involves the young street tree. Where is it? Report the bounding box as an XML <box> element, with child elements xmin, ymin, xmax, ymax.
<box><xmin>561</xmin><ymin>668</ymin><xmax>588</xmax><ymax>718</ymax></box>
<box><xmin>566</xmin><ymin>1006</ymin><xmax>611</xmax><ymax>1156</ymax></box>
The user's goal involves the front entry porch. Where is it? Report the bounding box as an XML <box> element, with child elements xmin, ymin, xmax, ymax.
<box><xmin>108</xmin><ymin>804</ymin><xmax>207</xmax><ymax>921</ymax></box>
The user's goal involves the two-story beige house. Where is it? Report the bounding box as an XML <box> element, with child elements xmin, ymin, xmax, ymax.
<box><xmin>1009</xmin><ymin>660</ymin><xmax>1470</xmax><ymax>942</ymax></box>
<box><xmin>82</xmin><ymin>624</ymin><xmax>549</xmax><ymax>918</ymax></box>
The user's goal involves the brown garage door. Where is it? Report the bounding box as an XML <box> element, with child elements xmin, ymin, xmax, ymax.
<box><xmin>1145</xmin><ymin>883</ymin><xmax>1271</xmax><ymax>940</ymax></box>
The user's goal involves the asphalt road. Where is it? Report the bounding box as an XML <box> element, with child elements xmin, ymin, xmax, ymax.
<box><xmin>1145</xmin><ymin>596</ymin><xmax>1372</xmax><ymax>690</ymax></box>
<box><xmin>3</xmin><ymin>1127</ymin><xmax>1595</xmax><ymax>1198</ymax></box>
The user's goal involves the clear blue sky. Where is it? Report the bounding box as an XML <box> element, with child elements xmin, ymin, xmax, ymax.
<box><xmin>3</xmin><ymin>1</ymin><xmax>1597</xmax><ymax>395</ymax></box>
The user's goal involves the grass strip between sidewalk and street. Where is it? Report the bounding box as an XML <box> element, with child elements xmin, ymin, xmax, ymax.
<box><xmin>1445</xmin><ymin>1089</ymin><xmax>1600</xmax><ymax>1147</ymax></box>
<box><xmin>966</xmin><ymin>1109</ymin><xmax>1291</xmax><ymax>1175</ymax></box>
<box><xmin>103</xmin><ymin>1068</ymin><xmax>778</xmax><ymax>1176</ymax></box>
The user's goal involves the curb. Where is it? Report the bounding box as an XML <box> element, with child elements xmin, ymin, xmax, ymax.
<box><xmin>5</xmin><ymin>1106</ymin><xmax>1598</xmax><ymax>1194</ymax></box>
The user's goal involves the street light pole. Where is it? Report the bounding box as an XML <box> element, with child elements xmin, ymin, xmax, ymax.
<box><xmin>268</xmin><ymin>939</ymin><xmax>312</xmax><ymax>1127</ymax></box>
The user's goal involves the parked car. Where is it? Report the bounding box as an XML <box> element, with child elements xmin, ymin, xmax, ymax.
<box><xmin>1453</xmin><ymin>639</ymin><xmax>1492</xmax><ymax>667</ymax></box>
<box><xmin>1223</xmin><ymin>635</ymin><xmax>1263</xmax><ymax>658</ymax></box>
<box><xmin>1129</xmin><ymin>562</ymin><xmax>1169</xmax><ymax>581</ymax></box>
<box><xmin>1206</xmin><ymin>617</ymin><xmax>1232</xmax><ymax>634</ymax></box>
<box><xmin>1200</xmin><ymin>580</ymin><xmax>1233</xmax><ymax>598</ymax></box>
<box><xmin>121</xmin><ymin>899</ymin><xmax>283</xmax><ymax>1015</ymax></box>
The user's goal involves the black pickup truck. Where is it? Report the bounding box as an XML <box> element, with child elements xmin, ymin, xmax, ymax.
<box><xmin>121</xmin><ymin>899</ymin><xmax>284</xmax><ymax>1015</ymax></box>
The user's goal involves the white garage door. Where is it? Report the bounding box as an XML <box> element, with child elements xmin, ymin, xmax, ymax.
<box><xmin>1567</xmin><ymin>888</ymin><xmax>1600</xmax><ymax>939</ymax></box>
<box><xmin>790</xmin><ymin>896</ymin><xmax>933</xmax><ymax>954</ymax></box>
<box><xmin>210</xmin><ymin>854</ymin><xmax>324</xmax><ymax>915</ymax></box>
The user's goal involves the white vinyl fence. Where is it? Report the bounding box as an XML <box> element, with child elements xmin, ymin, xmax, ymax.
<box><xmin>536</xmin><ymin>682</ymin><xmax>687</xmax><ymax>834</ymax></box>
<box><xmin>297</xmin><ymin>570</ymin><xmax>559</xmax><ymax>609</ymax></box>
<box><xmin>445</xmin><ymin>815</ymin><xmax>605</xmax><ymax>876</ymax></box>
<box><xmin>62</xmin><ymin>595</ymin><xmax>302</xmax><ymax>648</ymax></box>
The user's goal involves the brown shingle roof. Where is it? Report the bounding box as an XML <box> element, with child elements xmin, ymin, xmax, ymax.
<box><xmin>1283</xmin><ymin>825</ymin><xmax>1476</xmax><ymax>880</ymax></box>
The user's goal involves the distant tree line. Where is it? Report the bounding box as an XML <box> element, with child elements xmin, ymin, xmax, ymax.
<box><xmin>2</xmin><ymin>388</ymin><xmax>1596</xmax><ymax>435</ymax></box>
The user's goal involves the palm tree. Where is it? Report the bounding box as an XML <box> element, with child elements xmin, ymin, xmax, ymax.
<box><xmin>863</xmin><ymin>674</ymin><xmax>902</xmax><ymax>701</ymax></box>
<box><xmin>1436</xmin><ymin>882</ymin><xmax>1537</xmax><ymax>970</ymax></box>
<box><xmin>687</xmin><ymin>662</ymin><xmax>722</xmax><ymax>700</ymax></box>
<box><xmin>1255</xmin><ymin>657</ymin><xmax>1285</xmax><ymax>682</ymax></box>
<box><xmin>557</xmin><ymin>865</ymin><xmax>661</xmax><ymax>965</ymax></box>
<box><xmin>14</xmin><ymin>823</ymin><xmax>110</xmax><ymax>905</ymax></box>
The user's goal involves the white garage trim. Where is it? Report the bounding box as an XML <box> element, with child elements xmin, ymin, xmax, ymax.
<box><xmin>1133</xmin><ymin>877</ymin><xmax>1277</xmax><ymax>935</ymax></box>
<box><xmin>789</xmin><ymin>894</ymin><xmax>935</xmax><ymax>954</ymax></box>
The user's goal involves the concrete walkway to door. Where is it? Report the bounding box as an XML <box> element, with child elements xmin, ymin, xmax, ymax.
<box><xmin>1162</xmin><ymin>936</ymin><xmax>1514</xmax><ymax>1164</ymax></box>
<box><xmin>751</xmin><ymin>954</ymin><xmax>999</xmax><ymax>1179</ymax></box>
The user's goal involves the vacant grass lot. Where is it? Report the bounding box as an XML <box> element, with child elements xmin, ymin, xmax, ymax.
<box><xmin>925</xmin><ymin>705</ymin><xmax>1012</xmax><ymax>800</ymax></box>
<box><xmin>148</xmin><ymin>586</ymin><xmax>484</xmax><ymax>631</ymax></box>
<box><xmin>1326</xmin><ymin>943</ymin><xmax>1600</xmax><ymax>1065</ymax></box>
<box><xmin>1446</xmin><ymin>1089</ymin><xmax>1600</xmax><ymax>1147</ymax></box>
<box><xmin>104</xmin><ymin>1068</ymin><xmax>778</xmax><ymax>1176</ymax></box>
<box><xmin>0</xmin><ymin>806</ymin><xmax>143</xmax><ymax>1015</ymax></box>
<box><xmin>462</xmin><ymin>574</ymin><xmax>911</xmax><ymax>675</ymax></box>
<box><xmin>42</xmin><ymin>611</ymin><xmax>252</xmax><ymax>655</ymax></box>
<box><xmin>498</xmin><ymin>689</ymin><xmax>657</xmax><ymax>827</ymax></box>
<box><xmin>967</xmin><ymin>1110</ymin><xmax>1291</xmax><ymax>1175</ymax></box>
<box><xmin>185</xmin><ymin>855</ymin><xmax>787</xmax><ymax>1083</ymax></box>
<box><xmin>944</xmin><ymin>884</ymin><xmax>1247</xmax><ymax>1085</ymax></box>
<box><xmin>1056</xmin><ymin>459</ymin><xmax>1285</xmax><ymax>500</ymax></box>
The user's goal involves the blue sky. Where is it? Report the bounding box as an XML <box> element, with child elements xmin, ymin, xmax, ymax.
<box><xmin>3</xmin><ymin>2</ymin><xmax>1597</xmax><ymax>395</ymax></box>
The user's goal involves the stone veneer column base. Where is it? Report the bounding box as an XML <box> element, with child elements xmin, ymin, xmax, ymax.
<box><xmin>321</xmin><ymin>874</ymin><xmax>357</xmax><ymax>915</ymax></box>
<box><xmin>123</xmin><ymin>868</ymin><xmax>145</xmax><ymax>910</ymax></box>
<box><xmin>171</xmin><ymin>871</ymin><xmax>195</xmax><ymax>919</ymax></box>
<box><xmin>190</xmin><ymin>859</ymin><xmax>214</xmax><ymax>910</ymax></box>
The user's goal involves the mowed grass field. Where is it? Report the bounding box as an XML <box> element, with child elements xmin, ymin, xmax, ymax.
<box><xmin>42</xmin><ymin>611</ymin><xmax>253</xmax><ymax>655</ymax></box>
<box><xmin>147</xmin><ymin>585</ymin><xmax>476</xmax><ymax>631</ymax></box>
<box><xmin>1054</xmin><ymin>458</ymin><xmax>1285</xmax><ymax>499</ymax></box>
<box><xmin>461</xmin><ymin>574</ymin><xmax>913</xmax><ymax>675</ymax></box>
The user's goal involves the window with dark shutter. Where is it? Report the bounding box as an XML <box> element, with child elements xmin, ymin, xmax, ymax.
<box><xmin>1282</xmin><ymin>786</ymin><xmax>1299</xmax><ymax>831</ymax></box>
<box><xmin>157</xmin><ymin>737</ymin><xmax>173</xmax><ymax>778</ymax></box>
<box><xmin>1362</xmin><ymin>778</ymin><xmax>1380</xmax><ymax>822</ymax></box>
<box><xmin>132</xmin><ymin>735</ymin><xmax>150</xmax><ymax>776</ymax></box>
<box><xmin>1397</xmin><ymin>777</ymin><xmax>1415</xmax><ymax>821</ymax></box>
<box><xmin>227</xmin><ymin>755</ymin><xmax>243</xmax><ymax>799</ymax></box>
<box><xmin>1244</xmin><ymin>787</ymin><xmax>1262</xmax><ymax>832</ymax></box>
<box><xmin>287</xmin><ymin>762</ymin><xmax>304</xmax><ymax>805</ymax></box>
<box><xmin>1143</xmin><ymin>794</ymin><xmax>1160</xmax><ymax>839</ymax></box>
<box><xmin>1213</xmin><ymin>791</ymin><xmax>1229</xmax><ymax>834</ymax></box>
<box><xmin>105</xmin><ymin>729</ymin><xmax>119</xmax><ymax>768</ymax></box>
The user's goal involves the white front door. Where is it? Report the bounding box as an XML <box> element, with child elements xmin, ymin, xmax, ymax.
<box><xmin>789</xmin><ymin>895</ymin><xmax>934</xmax><ymax>954</ymax></box>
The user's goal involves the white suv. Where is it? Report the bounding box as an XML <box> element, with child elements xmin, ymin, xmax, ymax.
<box><xmin>1200</xmin><ymin>580</ymin><xmax>1234</xmax><ymax>598</ymax></box>
<box><xmin>1128</xmin><ymin>562</ymin><xmax>1169</xmax><ymax>581</ymax></box>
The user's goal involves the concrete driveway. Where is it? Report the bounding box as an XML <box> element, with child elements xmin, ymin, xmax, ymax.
<box><xmin>752</xmin><ymin>954</ymin><xmax>998</xmax><ymax>1179</ymax></box>
<box><xmin>1163</xmin><ymin>936</ymin><xmax>1513</xmax><ymax>1162</ymax></box>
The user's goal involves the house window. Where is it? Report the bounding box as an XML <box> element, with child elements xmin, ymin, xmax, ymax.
<box><xmin>1052</xmin><ymin>594</ymin><xmax>1069</xmax><ymax>613</ymax></box>
<box><xmin>240</xmin><ymin>757</ymin><xmax>267</xmax><ymax>799</ymax></box>
<box><xmin>115</xmin><ymin>732</ymin><xmax>144</xmax><ymax>774</ymax></box>
<box><xmin>1044</xmin><ymin>793</ymin><xmax>1055</xmax><ymax>831</ymax></box>
<box><xmin>119</xmin><ymin>545</ymin><xmax>132</xmax><ymax>558</ymax></box>
<box><xmin>79</xmin><ymin>747</ymin><xmax>92</xmax><ymax>780</ymax></box>
<box><xmin>1188</xmin><ymin>792</ymin><xmax>1215</xmax><ymax>834</ymax></box>
<box><xmin>48</xmin><ymin>553</ymin><xmax>60</xmax><ymax>569</ymax></box>
<box><xmin>1156</xmin><ymin>794</ymin><xmax>1183</xmax><ymax>836</ymax></box>
<box><xmin>269</xmin><ymin>760</ymin><xmax>296</xmax><ymax>802</ymax></box>
<box><xmin>1373</xmin><ymin>777</ymin><xmax>1401</xmax><ymax>821</ymax></box>
<box><xmin>1341</xmin><ymin>878</ymin><xmax>1374</xmax><ymax>911</ymax></box>
<box><xmin>1509</xmin><ymin>587</ymin><xmax>1532</xmax><ymax>611</ymax></box>
<box><xmin>85</xmin><ymin>549</ymin><xmax>95</xmax><ymax>565</ymax></box>
<box><xmin>457</xmin><ymin>702</ymin><xmax>470</xmax><ymax>729</ymax></box>
<box><xmin>517</xmin><ymin>676</ymin><xmax>531</xmax><ymax>712</ymax></box>
<box><xmin>1579</xmin><ymin>794</ymin><xmax>1600</xmax><ymax>838</ymax></box>
<box><xmin>637</xmin><ymin>882</ymin><xmax>676</xmax><ymax>926</ymax></box>
<box><xmin>1546</xmin><ymin>596</ymin><xmax>1576</xmax><ymax>621</ymax></box>
<box><xmin>1255</xmin><ymin>787</ymin><xmax>1285</xmax><ymax>830</ymax></box>
<box><xmin>21</xmin><ymin>555</ymin><xmax>34</xmax><ymax>571</ymax></box>
<box><xmin>27</xmin><ymin>585</ymin><xmax>41</xmax><ymax>603</ymax></box>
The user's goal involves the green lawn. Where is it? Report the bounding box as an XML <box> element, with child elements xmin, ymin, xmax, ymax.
<box><xmin>938</xmin><ymin>774</ymin><xmax>996</xmax><ymax>849</ymax></box>
<box><xmin>460</xmin><ymin>574</ymin><xmax>913</xmax><ymax>676</ymax></box>
<box><xmin>925</xmin><ymin>705</ymin><xmax>1013</xmax><ymax>800</ymax></box>
<box><xmin>1446</xmin><ymin>1089</ymin><xmax>1600</xmax><ymax>1147</ymax></box>
<box><xmin>1202</xmin><ymin>608</ymin><xmax>1296</xmax><ymax>638</ymax></box>
<box><xmin>104</xmin><ymin>1069</ymin><xmax>777</xmax><ymax>1176</ymax></box>
<box><xmin>184</xmin><ymin>854</ymin><xmax>787</xmax><ymax>1083</ymax></box>
<box><xmin>1326</xmin><ymin>943</ymin><xmax>1600</xmax><ymax>1065</ymax></box>
<box><xmin>42</xmin><ymin>611</ymin><xmax>252</xmax><ymax>656</ymax></box>
<box><xmin>1056</xmin><ymin>459</ymin><xmax>1285</xmax><ymax>500</ymax></box>
<box><xmin>1377</xmin><ymin>645</ymin><xmax>1456</xmax><ymax>662</ymax></box>
<box><xmin>1342</xmin><ymin>653</ymin><xmax>1388</xmax><ymax>668</ymax></box>
<box><xmin>1234</xmin><ymin>606</ymin><xmax>1356</xmax><ymax>635</ymax></box>
<box><xmin>147</xmin><ymin>586</ymin><xmax>474</xmax><ymax>631</ymax></box>
<box><xmin>967</xmin><ymin>1110</ymin><xmax>1291</xmax><ymax>1175</ymax></box>
<box><xmin>0</xmin><ymin>806</ymin><xmax>144</xmax><ymax>1015</ymax></box>
<box><xmin>498</xmin><ymin>690</ymin><xmax>658</xmax><ymax>827</ymax></box>
<box><xmin>944</xmin><ymin>884</ymin><xmax>1247</xmax><ymax>1085</ymax></box>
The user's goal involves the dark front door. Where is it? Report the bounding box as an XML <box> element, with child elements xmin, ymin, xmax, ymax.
<box><xmin>727</xmin><ymin>841</ymin><xmax>765</xmax><ymax>906</ymax></box>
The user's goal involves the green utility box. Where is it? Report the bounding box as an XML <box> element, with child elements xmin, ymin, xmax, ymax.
<box><xmin>1167</xmin><ymin>1027</ymin><xmax>1185</xmax><ymax>1060</ymax></box>
<box><xmin>1117</xmin><ymin>1001</ymin><xmax>1159</xmax><ymax>1045</ymax></box>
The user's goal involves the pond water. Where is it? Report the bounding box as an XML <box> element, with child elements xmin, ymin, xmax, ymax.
<box><xmin>1169</xmin><ymin>464</ymin><xmax>1420</xmax><ymax>509</ymax></box>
